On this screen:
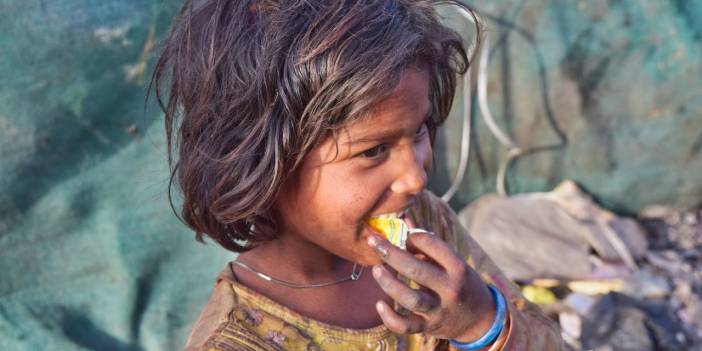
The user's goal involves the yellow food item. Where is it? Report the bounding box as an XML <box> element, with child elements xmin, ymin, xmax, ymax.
<box><xmin>365</xmin><ymin>215</ymin><xmax>409</xmax><ymax>249</ymax></box>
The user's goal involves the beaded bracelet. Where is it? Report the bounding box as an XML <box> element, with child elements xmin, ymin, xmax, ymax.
<box><xmin>448</xmin><ymin>284</ymin><xmax>507</xmax><ymax>351</ymax></box>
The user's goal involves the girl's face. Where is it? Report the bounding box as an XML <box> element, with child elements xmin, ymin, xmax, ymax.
<box><xmin>275</xmin><ymin>68</ymin><xmax>433</xmax><ymax>266</ymax></box>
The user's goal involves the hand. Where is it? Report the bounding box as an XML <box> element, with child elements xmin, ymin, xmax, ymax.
<box><xmin>367</xmin><ymin>229</ymin><xmax>496</xmax><ymax>342</ymax></box>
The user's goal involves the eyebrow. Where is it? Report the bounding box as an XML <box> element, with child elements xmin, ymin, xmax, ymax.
<box><xmin>345</xmin><ymin>129</ymin><xmax>404</xmax><ymax>145</ymax></box>
<box><xmin>344</xmin><ymin>108</ymin><xmax>432</xmax><ymax>146</ymax></box>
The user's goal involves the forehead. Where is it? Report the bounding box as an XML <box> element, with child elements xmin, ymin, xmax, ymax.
<box><xmin>344</xmin><ymin>68</ymin><xmax>431</xmax><ymax>136</ymax></box>
<box><xmin>305</xmin><ymin>68</ymin><xmax>432</xmax><ymax>164</ymax></box>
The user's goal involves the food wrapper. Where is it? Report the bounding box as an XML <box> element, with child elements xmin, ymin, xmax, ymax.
<box><xmin>365</xmin><ymin>214</ymin><xmax>427</xmax><ymax>250</ymax></box>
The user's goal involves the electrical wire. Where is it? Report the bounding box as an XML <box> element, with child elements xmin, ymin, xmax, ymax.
<box><xmin>441</xmin><ymin>6</ymin><xmax>525</xmax><ymax>201</ymax></box>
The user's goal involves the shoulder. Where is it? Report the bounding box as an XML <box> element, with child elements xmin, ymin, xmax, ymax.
<box><xmin>183</xmin><ymin>266</ymin><xmax>277</xmax><ymax>351</ymax></box>
<box><xmin>183</xmin><ymin>277</ymin><xmax>237</xmax><ymax>351</ymax></box>
<box><xmin>412</xmin><ymin>190</ymin><xmax>464</xmax><ymax>243</ymax></box>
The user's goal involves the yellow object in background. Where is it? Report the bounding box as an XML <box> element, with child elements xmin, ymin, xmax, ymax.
<box><xmin>522</xmin><ymin>285</ymin><xmax>557</xmax><ymax>305</ymax></box>
<box><xmin>531</xmin><ymin>278</ymin><xmax>626</xmax><ymax>296</ymax></box>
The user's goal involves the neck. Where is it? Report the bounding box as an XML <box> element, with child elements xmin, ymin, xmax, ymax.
<box><xmin>238</xmin><ymin>233</ymin><xmax>351</xmax><ymax>283</ymax></box>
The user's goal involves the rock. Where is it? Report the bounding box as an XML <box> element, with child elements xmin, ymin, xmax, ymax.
<box><xmin>623</xmin><ymin>267</ymin><xmax>671</xmax><ymax>299</ymax></box>
<box><xmin>564</xmin><ymin>293</ymin><xmax>598</xmax><ymax>316</ymax></box>
<box><xmin>559</xmin><ymin>311</ymin><xmax>582</xmax><ymax>342</ymax></box>
<box><xmin>581</xmin><ymin>293</ymin><xmax>687</xmax><ymax>351</ymax></box>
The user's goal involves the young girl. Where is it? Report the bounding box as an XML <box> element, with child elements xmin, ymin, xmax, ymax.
<box><xmin>151</xmin><ymin>0</ymin><xmax>564</xmax><ymax>350</ymax></box>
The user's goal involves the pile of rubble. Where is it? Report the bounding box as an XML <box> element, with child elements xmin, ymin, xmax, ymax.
<box><xmin>458</xmin><ymin>181</ymin><xmax>702</xmax><ymax>351</ymax></box>
<box><xmin>638</xmin><ymin>206</ymin><xmax>702</xmax><ymax>350</ymax></box>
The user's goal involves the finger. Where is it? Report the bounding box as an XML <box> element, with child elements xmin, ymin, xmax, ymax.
<box><xmin>368</xmin><ymin>235</ymin><xmax>446</xmax><ymax>287</ymax></box>
<box><xmin>376</xmin><ymin>300</ymin><xmax>427</xmax><ymax>335</ymax></box>
<box><xmin>372</xmin><ymin>265</ymin><xmax>439</xmax><ymax>313</ymax></box>
<box><xmin>406</xmin><ymin>231</ymin><xmax>465</xmax><ymax>274</ymax></box>
<box><xmin>400</xmin><ymin>217</ymin><xmax>449</xmax><ymax>266</ymax></box>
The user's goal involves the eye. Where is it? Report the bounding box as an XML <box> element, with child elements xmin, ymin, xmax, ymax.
<box><xmin>359</xmin><ymin>143</ymin><xmax>389</xmax><ymax>159</ymax></box>
<box><xmin>415</xmin><ymin>122</ymin><xmax>429</xmax><ymax>138</ymax></box>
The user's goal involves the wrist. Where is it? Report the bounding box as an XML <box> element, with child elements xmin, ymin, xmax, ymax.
<box><xmin>454</xmin><ymin>282</ymin><xmax>495</xmax><ymax>342</ymax></box>
<box><xmin>449</xmin><ymin>284</ymin><xmax>507</xmax><ymax>351</ymax></box>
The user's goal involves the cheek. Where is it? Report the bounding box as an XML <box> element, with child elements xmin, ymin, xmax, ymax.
<box><xmin>309</xmin><ymin>170</ymin><xmax>387</xmax><ymax>251</ymax></box>
<box><xmin>280</xmin><ymin>165</ymin><xmax>381</xmax><ymax>235</ymax></box>
<box><xmin>321</xmin><ymin>168</ymin><xmax>383</xmax><ymax>221</ymax></box>
<box><xmin>296</xmin><ymin>177</ymin><xmax>382</xmax><ymax>261</ymax></box>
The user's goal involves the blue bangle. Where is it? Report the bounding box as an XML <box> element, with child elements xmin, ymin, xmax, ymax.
<box><xmin>449</xmin><ymin>284</ymin><xmax>507</xmax><ymax>351</ymax></box>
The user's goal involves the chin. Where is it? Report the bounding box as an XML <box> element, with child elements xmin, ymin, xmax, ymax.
<box><xmin>357</xmin><ymin>256</ymin><xmax>383</xmax><ymax>267</ymax></box>
<box><xmin>350</xmin><ymin>248</ymin><xmax>384</xmax><ymax>267</ymax></box>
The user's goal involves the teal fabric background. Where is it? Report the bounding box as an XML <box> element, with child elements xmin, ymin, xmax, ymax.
<box><xmin>1</xmin><ymin>1</ymin><xmax>700</xmax><ymax>350</ymax></box>
<box><xmin>0</xmin><ymin>2</ymin><xmax>235</xmax><ymax>350</ymax></box>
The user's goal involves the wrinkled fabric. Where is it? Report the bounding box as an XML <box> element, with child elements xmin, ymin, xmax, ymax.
<box><xmin>458</xmin><ymin>180</ymin><xmax>648</xmax><ymax>281</ymax></box>
<box><xmin>184</xmin><ymin>191</ymin><xmax>565</xmax><ymax>350</ymax></box>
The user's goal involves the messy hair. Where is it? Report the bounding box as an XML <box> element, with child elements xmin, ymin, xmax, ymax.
<box><xmin>150</xmin><ymin>0</ymin><xmax>480</xmax><ymax>252</ymax></box>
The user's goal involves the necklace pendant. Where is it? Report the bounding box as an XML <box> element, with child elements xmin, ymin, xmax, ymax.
<box><xmin>350</xmin><ymin>266</ymin><xmax>362</xmax><ymax>280</ymax></box>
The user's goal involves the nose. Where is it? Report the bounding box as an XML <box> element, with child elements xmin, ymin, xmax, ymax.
<box><xmin>390</xmin><ymin>144</ymin><xmax>429</xmax><ymax>196</ymax></box>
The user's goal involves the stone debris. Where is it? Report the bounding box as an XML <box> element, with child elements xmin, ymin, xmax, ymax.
<box><xmin>458</xmin><ymin>180</ymin><xmax>702</xmax><ymax>350</ymax></box>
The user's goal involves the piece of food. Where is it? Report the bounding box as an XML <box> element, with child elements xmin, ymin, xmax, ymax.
<box><xmin>365</xmin><ymin>214</ymin><xmax>428</xmax><ymax>249</ymax></box>
<box><xmin>366</xmin><ymin>214</ymin><xmax>409</xmax><ymax>249</ymax></box>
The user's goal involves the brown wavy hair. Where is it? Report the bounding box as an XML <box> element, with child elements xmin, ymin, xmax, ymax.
<box><xmin>149</xmin><ymin>0</ymin><xmax>481</xmax><ymax>252</ymax></box>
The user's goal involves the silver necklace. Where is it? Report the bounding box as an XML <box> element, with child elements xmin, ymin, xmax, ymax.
<box><xmin>232</xmin><ymin>260</ymin><xmax>364</xmax><ymax>289</ymax></box>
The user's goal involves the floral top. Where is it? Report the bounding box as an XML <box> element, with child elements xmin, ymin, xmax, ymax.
<box><xmin>184</xmin><ymin>191</ymin><xmax>565</xmax><ymax>350</ymax></box>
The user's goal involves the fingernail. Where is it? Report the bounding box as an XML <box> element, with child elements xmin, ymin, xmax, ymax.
<box><xmin>375</xmin><ymin>244</ymin><xmax>388</xmax><ymax>258</ymax></box>
<box><xmin>376</xmin><ymin>301</ymin><xmax>384</xmax><ymax>313</ymax></box>
<box><xmin>367</xmin><ymin>235</ymin><xmax>379</xmax><ymax>247</ymax></box>
<box><xmin>368</xmin><ymin>236</ymin><xmax>389</xmax><ymax>258</ymax></box>
<box><xmin>372</xmin><ymin>265</ymin><xmax>382</xmax><ymax>279</ymax></box>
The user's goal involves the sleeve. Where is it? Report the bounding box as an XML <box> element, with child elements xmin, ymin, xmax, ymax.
<box><xmin>414</xmin><ymin>191</ymin><xmax>566</xmax><ymax>351</ymax></box>
<box><xmin>183</xmin><ymin>280</ymin><xmax>237</xmax><ymax>351</ymax></box>
<box><xmin>184</xmin><ymin>279</ymin><xmax>275</xmax><ymax>351</ymax></box>
<box><xmin>184</xmin><ymin>268</ymin><xmax>293</xmax><ymax>351</ymax></box>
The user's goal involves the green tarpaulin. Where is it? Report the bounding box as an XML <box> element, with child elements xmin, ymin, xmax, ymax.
<box><xmin>1</xmin><ymin>1</ymin><xmax>700</xmax><ymax>350</ymax></box>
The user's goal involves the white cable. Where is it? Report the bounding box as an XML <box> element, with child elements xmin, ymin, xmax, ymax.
<box><xmin>477</xmin><ymin>34</ymin><xmax>517</xmax><ymax>150</ymax></box>
<box><xmin>442</xmin><ymin>6</ymin><xmax>524</xmax><ymax>200</ymax></box>
<box><xmin>441</xmin><ymin>63</ymin><xmax>472</xmax><ymax>202</ymax></box>
<box><xmin>441</xmin><ymin>6</ymin><xmax>478</xmax><ymax>202</ymax></box>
